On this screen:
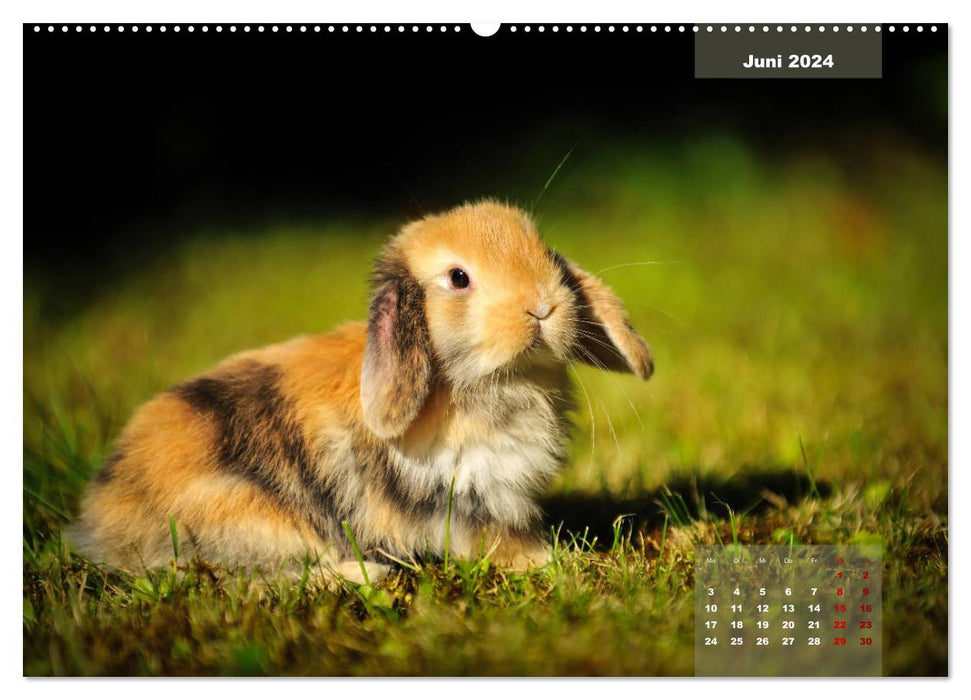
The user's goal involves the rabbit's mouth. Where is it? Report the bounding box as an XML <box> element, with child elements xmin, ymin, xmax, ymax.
<box><xmin>519</xmin><ymin>328</ymin><xmax>570</xmax><ymax>370</ymax></box>
<box><xmin>528</xmin><ymin>322</ymin><xmax>545</xmax><ymax>350</ymax></box>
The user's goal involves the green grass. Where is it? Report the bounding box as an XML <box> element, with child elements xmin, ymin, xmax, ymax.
<box><xmin>23</xmin><ymin>135</ymin><xmax>947</xmax><ymax>675</ymax></box>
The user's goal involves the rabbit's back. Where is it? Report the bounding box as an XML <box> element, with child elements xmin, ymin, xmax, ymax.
<box><xmin>70</xmin><ymin>325</ymin><xmax>369</xmax><ymax>571</ymax></box>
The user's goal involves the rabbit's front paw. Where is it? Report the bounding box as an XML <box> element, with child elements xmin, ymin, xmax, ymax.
<box><xmin>492</xmin><ymin>537</ymin><xmax>551</xmax><ymax>572</ymax></box>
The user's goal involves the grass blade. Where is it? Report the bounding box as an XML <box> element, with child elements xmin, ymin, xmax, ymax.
<box><xmin>444</xmin><ymin>471</ymin><xmax>456</xmax><ymax>572</ymax></box>
<box><xmin>341</xmin><ymin>520</ymin><xmax>370</xmax><ymax>587</ymax></box>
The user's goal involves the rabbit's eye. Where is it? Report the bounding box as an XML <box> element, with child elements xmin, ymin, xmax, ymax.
<box><xmin>448</xmin><ymin>267</ymin><xmax>471</xmax><ymax>289</ymax></box>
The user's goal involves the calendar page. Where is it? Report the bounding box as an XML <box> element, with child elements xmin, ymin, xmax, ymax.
<box><xmin>21</xmin><ymin>12</ymin><xmax>947</xmax><ymax>678</ymax></box>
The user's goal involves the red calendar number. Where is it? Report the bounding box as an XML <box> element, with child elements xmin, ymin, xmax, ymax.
<box><xmin>834</xmin><ymin>620</ymin><xmax>847</xmax><ymax>629</ymax></box>
<box><xmin>859</xmin><ymin>637</ymin><xmax>873</xmax><ymax>646</ymax></box>
<box><xmin>860</xmin><ymin>604</ymin><xmax>872</xmax><ymax>613</ymax></box>
<box><xmin>834</xmin><ymin>637</ymin><xmax>847</xmax><ymax>645</ymax></box>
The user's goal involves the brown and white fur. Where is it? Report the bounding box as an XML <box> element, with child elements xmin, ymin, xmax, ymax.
<box><xmin>69</xmin><ymin>201</ymin><xmax>653</xmax><ymax>582</ymax></box>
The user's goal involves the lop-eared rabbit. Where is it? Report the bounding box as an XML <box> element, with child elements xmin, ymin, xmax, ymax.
<box><xmin>70</xmin><ymin>201</ymin><xmax>653</xmax><ymax>582</ymax></box>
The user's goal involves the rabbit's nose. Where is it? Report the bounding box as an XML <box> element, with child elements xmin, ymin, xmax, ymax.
<box><xmin>526</xmin><ymin>303</ymin><xmax>555</xmax><ymax>321</ymax></box>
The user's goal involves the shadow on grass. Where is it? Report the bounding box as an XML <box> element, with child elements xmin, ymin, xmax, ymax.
<box><xmin>540</xmin><ymin>467</ymin><xmax>831</xmax><ymax>548</ymax></box>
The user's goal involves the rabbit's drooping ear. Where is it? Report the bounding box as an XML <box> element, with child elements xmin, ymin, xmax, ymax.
<box><xmin>360</xmin><ymin>253</ymin><xmax>432</xmax><ymax>438</ymax></box>
<box><xmin>554</xmin><ymin>254</ymin><xmax>655</xmax><ymax>380</ymax></box>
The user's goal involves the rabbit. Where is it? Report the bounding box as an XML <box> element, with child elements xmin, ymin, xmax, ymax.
<box><xmin>68</xmin><ymin>200</ymin><xmax>654</xmax><ymax>583</ymax></box>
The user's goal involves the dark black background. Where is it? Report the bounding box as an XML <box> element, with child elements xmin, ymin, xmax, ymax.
<box><xmin>25</xmin><ymin>24</ymin><xmax>946</xmax><ymax>271</ymax></box>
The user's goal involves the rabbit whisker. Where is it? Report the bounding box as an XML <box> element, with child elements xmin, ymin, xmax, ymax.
<box><xmin>568</xmin><ymin>363</ymin><xmax>597</xmax><ymax>478</ymax></box>
<box><xmin>533</xmin><ymin>142</ymin><xmax>578</xmax><ymax>210</ymax></box>
<box><xmin>592</xmin><ymin>260</ymin><xmax>684</xmax><ymax>276</ymax></box>
<box><xmin>573</xmin><ymin>343</ymin><xmax>645</xmax><ymax>434</ymax></box>
<box><xmin>572</xmin><ymin>329</ymin><xmax>626</xmax><ymax>359</ymax></box>
<box><xmin>599</xmin><ymin>397</ymin><xmax>622</xmax><ymax>459</ymax></box>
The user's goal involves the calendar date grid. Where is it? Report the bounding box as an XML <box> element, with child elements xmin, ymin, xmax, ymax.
<box><xmin>694</xmin><ymin>545</ymin><xmax>882</xmax><ymax>676</ymax></box>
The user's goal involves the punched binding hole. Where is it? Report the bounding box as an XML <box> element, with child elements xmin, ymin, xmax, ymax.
<box><xmin>471</xmin><ymin>23</ymin><xmax>500</xmax><ymax>37</ymax></box>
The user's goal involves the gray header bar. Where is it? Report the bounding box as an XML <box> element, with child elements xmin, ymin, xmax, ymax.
<box><xmin>695</xmin><ymin>30</ymin><xmax>882</xmax><ymax>78</ymax></box>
